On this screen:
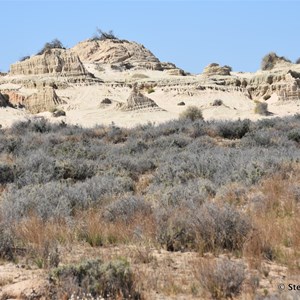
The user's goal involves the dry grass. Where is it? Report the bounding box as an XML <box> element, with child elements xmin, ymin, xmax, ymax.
<box><xmin>15</xmin><ymin>215</ymin><xmax>73</xmax><ymax>246</ymax></box>
<box><xmin>75</xmin><ymin>208</ymin><xmax>157</xmax><ymax>247</ymax></box>
<box><xmin>14</xmin><ymin>215</ymin><xmax>73</xmax><ymax>268</ymax></box>
<box><xmin>244</xmin><ymin>168</ymin><xmax>300</xmax><ymax>271</ymax></box>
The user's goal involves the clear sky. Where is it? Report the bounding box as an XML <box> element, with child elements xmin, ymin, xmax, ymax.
<box><xmin>0</xmin><ymin>0</ymin><xmax>299</xmax><ymax>74</ymax></box>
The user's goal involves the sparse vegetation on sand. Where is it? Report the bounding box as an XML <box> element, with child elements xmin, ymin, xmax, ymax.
<box><xmin>254</xmin><ymin>101</ymin><xmax>269</xmax><ymax>115</ymax></box>
<box><xmin>37</xmin><ymin>38</ymin><xmax>65</xmax><ymax>55</ymax></box>
<box><xmin>90</xmin><ymin>28</ymin><xmax>118</xmax><ymax>41</ymax></box>
<box><xmin>179</xmin><ymin>105</ymin><xmax>203</xmax><ymax>121</ymax></box>
<box><xmin>261</xmin><ymin>52</ymin><xmax>291</xmax><ymax>70</ymax></box>
<box><xmin>1</xmin><ymin>115</ymin><xmax>300</xmax><ymax>298</ymax></box>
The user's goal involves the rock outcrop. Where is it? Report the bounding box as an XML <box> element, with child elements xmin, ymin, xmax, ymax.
<box><xmin>24</xmin><ymin>87</ymin><xmax>64</xmax><ymax>113</ymax></box>
<box><xmin>203</xmin><ymin>63</ymin><xmax>231</xmax><ymax>76</ymax></box>
<box><xmin>119</xmin><ymin>84</ymin><xmax>162</xmax><ymax>111</ymax></box>
<box><xmin>166</xmin><ymin>68</ymin><xmax>186</xmax><ymax>76</ymax></box>
<box><xmin>10</xmin><ymin>49</ymin><xmax>88</xmax><ymax>76</ymax></box>
<box><xmin>277</xmin><ymin>71</ymin><xmax>300</xmax><ymax>101</ymax></box>
<box><xmin>194</xmin><ymin>62</ymin><xmax>300</xmax><ymax>102</ymax></box>
<box><xmin>72</xmin><ymin>39</ymin><xmax>174</xmax><ymax>71</ymax></box>
<box><xmin>0</xmin><ymin>90</ymin><xmax>25</xmax><ymax>107</ymax></box>
<box><xmin>245</xmin><ymin>69</ymin><xmax>300</xmax><ymax>100</ymax></box>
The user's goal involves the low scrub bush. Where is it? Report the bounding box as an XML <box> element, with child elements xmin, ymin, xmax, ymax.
<box><xmin>103</xmin><ymin>196</ymin><xmax>152</xmax><ymax>223</ymax></box>
<box><xmin>216</xmin><ymin>119</ymin><xmax>250</xmax><ymax>139</ymax></box>
<box><xmin>19</xmin><ymin>55</ymin><xmax>30</xmax><ymax>62</ymax></box>
<box><xmin>147</xmin><ymin>88</ymin><xmax>155</xmax><ymax>94</ymax></box>
<box><xmin>37</xmin><ymin>38</ymin><xmax>65</xmax><ymax>55</ymax></box>
<box><xmin>179</xmin><ymin>106</ymin><xmax>203</xmax><ymax>121</ymax></box>
<box><xmin>241</xmin><ymin>129</ymin><xmax>274</xmax><ymax>147</ymax></box>
<box><xmin>106</xmin><ymin>124</ymin><xmax>127</xmax><ymax>143</ymax></box>
<box><xmin>212</xmin><ymin>99</ymin><xmax>223</xmax><ymax>106</ymax></box>
<box><xmin>0</xmin><ymin>164</ymin><xmax>14</xmax><ymax>184</ymax></box>
<box><xmin>193</xmin><ymin>202</ymin><xmax>251</xmax><ymax>252</ymax></box>
<box><xmin>50</xmin><ymin>258</ymin><xmax>141</xmax><ymax>299</ymax></box>
<box><xmin>101</xmin><ymin>98</ymin><xmax>112</xmax><ymax>104</ymax></box>
<box><xmin>1</xmin><ymin>175</ymin><xmax>134</xmax><ymax>222</ymax></box>
<box><xmin>0</xmin><ymin>227</ymin><xmax>15</xmax><ymax>261</ymax></box>
<box><xmin>288</xmin><ymin>130</ymin><xmax>300</xmax><ymax>143</ymax></box>
<box><xmin>91</xmin><ymin>28</ymin><xmax>118</xmax><ymax>41</ymax></box>
<box><xmin>261</xmin><ymin>52</ymin><xmax>291</xmax><ymax>70</ymax></box>
<box><xmin>263</xmin><ymin>94</ymin><xmax>271</xmax><ymax>100</ymax></box>
<box><xmin>254</xmin><ymin>101</ymin><xmax>269</xmax><ymax>116</ymax></box>
<box><xmin>54</xmin><ymin>159</ymin><xmax>95</xmax><ymax>181</ymax></box>
<box><xmin>196</xmin><ymin>258</ymin><xmax>245</xmax><ymax>299</ymax></box>
<box><xmin>52</xmin><ymin>109</ymin><xmax>66</xmax><ymax>117</ymax></box>
<box><xmin>156</xmin><ymin>207</ymin><xmax>195</xmax><ymax>251</ymax></box>
<box><xmin>153</xmin><ymin>178</ymin><xmax>215</xmax><ymax>208</ymax></box>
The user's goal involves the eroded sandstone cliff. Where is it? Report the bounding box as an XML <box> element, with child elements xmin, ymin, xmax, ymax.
<box><xmin>72</xmin><ymin>39</ymin><xmax>175</xmax><ymax>71</ymax></box>
<box><xmin>10</xmin><ymin>49</ymin><xmax>88</xmax><ymax>76</ymax></box>
<box><xmin>24</xmin><ymin>87</ymin><xmax>64</xmax><ymax>114</ymax></box>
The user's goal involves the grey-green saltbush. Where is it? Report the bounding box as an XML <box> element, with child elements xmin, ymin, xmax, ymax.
<box><xmin>50</xmin><ymin>258</ymin><xmax>140</xmax><ymax>299</ymax></box>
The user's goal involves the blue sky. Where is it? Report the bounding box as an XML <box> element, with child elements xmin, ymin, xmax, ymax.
<box><xmin>0</xmin><ymin>0</ymin><xmax>299</xmax><ymax>73</ymax></box>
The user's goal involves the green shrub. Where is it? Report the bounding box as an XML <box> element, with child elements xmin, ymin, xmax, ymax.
<box><xmin>216</xmin><ymin>119</ymin><xmax>250</xmax><ymax>139</ymax></box>
<box><xmin>156</xmin><ymin>207</ymin><xmax>196</xmax><ymax>252</ymax></box>
<box><xmin>0</xmin><ymin>164</ymin><xmax>14</xmax><ymax>184</ymax></box>
<box><xmin>19</xmin><ymin>55</ymin><xmax>30</xmax><ymax>62</ymax></box>
<box><xmin>254</xmin><ymin>101</ymin><xmax>269</xmax><ymax>116</ymax></box>
<box><xmin>0</xmin><ymin>227</ymin><xmax>15</xmax><ymax>261</ymax></box>
<box><xmin>101</xmin><ymin>98</ymin><xmax>112</xmax><ymax>104</ymax></box>
<box><xmin>37</xmin><ymin>38</ymin><xmax>65</xmax><ymax>55</ymax></box>
<box><xmin>52</xmin><ymin>109</ymin><xmax>66</xmax><ymax>117</ymax></box>
<box><xmin>179</xmin><ymin>106</ymin><xmax>203</xmax><ymax>121</ymax></box>
<box><xmin>103</xmin><ymin>196</ymin><xmax>152</xmax><ymax>224</ymax></box>
<box><xmin>212</xmin><ymin>99</ymin><xmax>223</xmax><ymax>106</ymax></box>
<box><xmin>288</xmin><ymin>130</ymin><xmax>300</xmax><ymax>143</ymax></box>
<box><xmin>91</xmin><ymin>28</ymin><xmax>118</xmax><ymax>41</ymax></box>
<box><xmin>261</xmin><ymin>52</ymin><xmax>291</xmax><ymax>70</ymax></box>
<box><xmin>50</xmin><ymin>258</ymin><xmax>141</xmax><ymax>299</ymax></box>
<box><xmin>263</xmin><ymin>94</ymin><xmax>271</xmax><ymax>101</ymax></box>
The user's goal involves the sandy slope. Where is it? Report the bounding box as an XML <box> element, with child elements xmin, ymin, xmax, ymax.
<box><xmin>0</xmin><ymin>107</ymin><xmax>28</xmax><ymax>128</ymax></box>
<box><xmin>1</xmin><ymin>66</ymin><xmax>300</xmax><ymax>129</ymax></box>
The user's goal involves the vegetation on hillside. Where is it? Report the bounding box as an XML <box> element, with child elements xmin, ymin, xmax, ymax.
<box><xmin>90</xmin><ymin>28</ymin><xmax>118</xmax><ymax>41</ymax></box>
<box><xmin>261</xmin><ymin>52</ymin><xmax>291</xmax><ymax>70</ymax></box>
<box><xmin>37</xmin><ymin>38</ymin><xmax>65</xmax><ymax>55</ymax></box>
